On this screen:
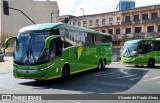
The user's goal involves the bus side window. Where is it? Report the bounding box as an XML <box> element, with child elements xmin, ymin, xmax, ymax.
<box><xmin>50</xmin><ymin>40</ymin><xmax>56</xmax><ymax>59</ymax></box>
<box><xmin>86</xmin><ymin>34</ymin><xmax>94</xmax><ymax>45</ymax></box>
<box><xmin>139</xmin><ymin>42</ymin><xmax>148</xmax><ymax>54</ymax></box>
<box><xmin>56</xmin><ymin>40</ymin><xmax>62</xmax><ymax>56</ymax></box>
<box><xmin>155</xmin><ymin>41</ymin><xmax>160</xmax><ymax>50</ymax></box>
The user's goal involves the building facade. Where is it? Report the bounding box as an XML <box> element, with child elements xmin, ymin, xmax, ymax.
<box><xmin>0</xmin><ymin>0</ymin><xmax>59</xmax><ymax>34</ymax></box>
<box><xmin>0</xmin><ymin>0</ymin><xmax>59</xmax><ymax>53</ymax></box>
<box><xmin>66</xmin><ymin>4</ymin><xmax>160</xmax><ymax>61</ymax></box>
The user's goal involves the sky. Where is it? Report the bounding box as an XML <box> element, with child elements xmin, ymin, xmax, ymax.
<box><xmin>37</xmin><ymin>0</ymin><xmax>160</xmax><ymax>16</ymax></box>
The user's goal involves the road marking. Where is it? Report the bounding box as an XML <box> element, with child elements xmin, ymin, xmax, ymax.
<box><xmin>130</xmin><ymin>75</ymin><xmax>149</xmax><ymax>81</ymax></box>
<box><xmin>151</xmin><ymin>76</ymin><xmax>160</xmax><ymax>80</ymax></box>
<box><xmin>94</xmin><ymin>72</ymin><xmax>115</xmax><ymax>77</ymax></box>
<box><xmin>117</xmin><ymin>75</ymin><xmax>136</xmax><ymax>79</ymax></box>
<box><xmin>129</xmin><ymin>77</ymin><xmax>142</xmax><ymax>80</ymax></box>
<box><xmin>143</xmin><ymin>75</ymin><xmax>149</xmax><ymax>77</ymax></box>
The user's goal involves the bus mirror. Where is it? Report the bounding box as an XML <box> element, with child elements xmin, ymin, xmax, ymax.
<box><xmin>45</xmin><ymin>35</ymin><xmax>60</xmax><ymax>49</ymax></box>
<box><xmin>5</xmin><ymin>36</ymin><xmax>16</xmax><ymax>48</ymax></box>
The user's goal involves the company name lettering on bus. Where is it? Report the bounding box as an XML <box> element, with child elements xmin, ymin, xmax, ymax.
<box><xmin>86</xmin><ymin>48</ymin><xmax>96</xmax><ymax>55</ymax></box>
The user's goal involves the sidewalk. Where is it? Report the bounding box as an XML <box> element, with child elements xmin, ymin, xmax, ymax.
<box><xmin>0</xmin><ymin>57</ymin><xmax>13</xmax><ymax>70</ymax></box>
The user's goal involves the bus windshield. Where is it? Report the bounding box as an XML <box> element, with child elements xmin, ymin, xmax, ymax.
<box><xmin>14</xmin><ymin>32</ymin><xmax>49</xmax><ymax>65</ymax></box>
<box><xmin>121</xmin><ymin>43</ymin><xmax>138</xmax><ymax>57</ymax></box>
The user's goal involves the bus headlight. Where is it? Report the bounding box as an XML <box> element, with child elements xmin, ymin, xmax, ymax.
<box><xmin>39</xmin><ymin>63</ymin><xmax>55</xmax><ymax>71</ymax></box>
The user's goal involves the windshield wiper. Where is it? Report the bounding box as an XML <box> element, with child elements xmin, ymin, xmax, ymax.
<box><xmin>19</xmin><ymin>44</ymin><xmax>30</xmax><ymax>63</ymax></box>
<box><xmin>19</xmin><ymin>36</ymin><xmax>32</xmax><ymax>63</ymax></box>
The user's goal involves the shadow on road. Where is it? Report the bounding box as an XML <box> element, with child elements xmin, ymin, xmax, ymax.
<box><xmin>126</xmin><ymin>65</ymin><xmax>160</xmax><ymax>69</ymax></box>
<box><xmin>19</xmin><ymin>67</ymin><xmax>149</xmax><ymax>93</ymax></box>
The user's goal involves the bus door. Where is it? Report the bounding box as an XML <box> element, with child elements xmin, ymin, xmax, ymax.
<box><xmin>49</xmin><ymin>38</ymin><xmax>62</xmax><ymax>60</ymax></box>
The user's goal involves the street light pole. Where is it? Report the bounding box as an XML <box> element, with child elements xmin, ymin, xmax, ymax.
<box><xmin>81</xmin><ymin>8</ymin><xmax>84</xmax><ymax>27</ymax></box>
<box><xmin>80</xmin><ymin>8</ymin><xmax>84</xmax><ymax>17</ymax></box>
<box><xmin>51</xmin><ymin>12</ymin><xmax>54</xmax><ymax>23</ymax></box>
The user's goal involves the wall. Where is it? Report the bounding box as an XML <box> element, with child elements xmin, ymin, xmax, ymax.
<box><xmin>1</xmin><ymin>0</ymin><xmax>59</xmax><ymax>34</ymax></box>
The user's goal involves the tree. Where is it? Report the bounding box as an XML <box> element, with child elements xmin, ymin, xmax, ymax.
<box><xmin>0</xmin><ymin>32</ymin><xmax>16</xmax><ymax>48</ymax></box>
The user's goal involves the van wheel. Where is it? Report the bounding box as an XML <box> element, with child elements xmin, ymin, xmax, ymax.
<box><xmin>62</xmin><ymin>65</ymin><xmax>70</xmax><ymax>80</ymax></box>
<box><xmin>98</xmin><ymin>59</ymin><xmax>103</xmax><ymax>70</ymax></box>
<box><xmin>148</xmin><ymin>59</ymin><xmax>155</xmax><ymax>67</ymax></box>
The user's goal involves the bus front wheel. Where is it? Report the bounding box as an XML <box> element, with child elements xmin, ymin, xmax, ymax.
<box><xmin>148</xmin><ymin>59</ymin><xmax>155</xmax><ymax>67</ymax></box>
<box><xmin>62</xmin><ymin>64</ymin><xmax>70</xmax><ymax>80</ymax></box>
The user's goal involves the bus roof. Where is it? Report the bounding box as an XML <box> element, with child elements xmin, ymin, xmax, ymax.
<box><xmin>19</xmin><ymin>23</ymin><xmax>111</xmax><ymax>36</ymax></box>
<box><xmin>125</xmin><ymin>39</ymin><xmax>142</xmax><ymax>43</ymax></box>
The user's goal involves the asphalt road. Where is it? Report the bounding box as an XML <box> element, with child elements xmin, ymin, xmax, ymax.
<box><xmin>0</xmin><ymin>58</ymin><xmax>160</xmax><ymax>103</ymax></box>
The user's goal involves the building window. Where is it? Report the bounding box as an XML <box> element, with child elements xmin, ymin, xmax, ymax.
<box><xmin>109</xmin><ymin>29</ymin><xmax>113</xmax><ymax>34</ymax></box>
<box><xmin>126</xmin><ymin>2</ymin><xmax>130</xmax><ymax>9</ymax></box>
<box><xmin>135</xmin><ymin>27</ymin><xmax>141</xmax><ymax>33</ymax></box>
<box><xmin>147</xmin><ymin>26</ymin><xmax>154</xmax><ymax>32</ymax></box>
<box><xmin>102</xmin><ymin>18</ymin><xmax>106</xmax><ymax>25</ymax></box>
<box><xmin>89</xmin><ymin>20</ymin><xmax>93</xmax><ymax>26</ymax></box>
<box><xmin>126</xmin><ymin>28</ymin><xmax>131</xmax><ymax>34</ymax></box>
<box><xmin>158</xmin><ymin>26</ymin><xmax>160</xmax><ymax>32</ymax></box>
<box><xmin>83</xmin><ymin>21</ymin><xmax>87</xmax><ymax>27</ymax></box>
<box><xmin>117</xmin><ymin>17</ymin><xmax>120</xmax><ymax>21</ymax></box>
<box><xmin>116</xmin><ymin>28</ymin><xmax>120</xmax><ymax>34</ymax></box>
<box><xmin>142</xmin><ymin>14</ymin><xmax>148</xmax><ymax>20</ymax></box>
<box><xmin>78</xmin><ymin>22</ymin><xmax>81</xmax><ymax>26</ymax></box>
<box><xmin>151</xmin><ymin>12</ymin><xmax>158</xmax><ymax>19</ymax></box>
<box><xmin>101</xmin><ymin>30</ymin><xmax>106</xmax><ymax>33</ymax></box>
<box><xmin>95</xmin><ymin>19</ymin><xmax>99</xmax><ymax>24</ymax></box>
<box><xmin>109</xmin><ymin>18</ymin><xmax>113</xmax><ymax>22</ymax></box>
<box><xmin>125</xmin><ymin>16</ymin><xmax>130</xmax><ymax>22</ymax></box>
<box><xmin>95</xmin><ymin>19</ymin><xmax>99</xmax><ymax>26</ymax></box>
<box><xmin>134</xmin><ymin>15</ymin><xmax>139</xmax><ymax>21</ymax></box>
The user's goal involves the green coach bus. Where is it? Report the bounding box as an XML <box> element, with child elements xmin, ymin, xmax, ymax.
<box><xmin>121</xmin><ymin>38</ymin><xmax>160</xmax><ymax>67</ymax></box>
<box><xmin>5</xmin><ymin>23</ymin><xmax>112</xmax><ymax>80</ymax></box>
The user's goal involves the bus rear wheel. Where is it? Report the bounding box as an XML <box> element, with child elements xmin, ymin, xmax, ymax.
<box><xmin>62</xmin><ymin>64</ymin><xmax>70</xmax><ymax>80</ymax></box>
<box><xmin>148</xmin><ymin>59</ymin><xmax>155</xmax><ymax>67</ymax></box>
<box><xmin>98</xmin><ymin>59</ymin><xmax>103</xmax><ymax>70</ymax></box>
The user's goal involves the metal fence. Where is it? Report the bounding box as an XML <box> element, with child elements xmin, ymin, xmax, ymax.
<box><xmin>112</xmin><ymin>32</ymin><xmax>160</xmax><ymax>41</ymax></box>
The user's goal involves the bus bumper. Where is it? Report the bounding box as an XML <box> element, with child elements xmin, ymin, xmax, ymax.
<box><xmin>13</xmin><ymin>63</ymin><xmax>61</xmax><ymax>80</ymax></box>
<box><xmin>121</xmin><ymin>56</ymin><xmax>137</xmax><ymax>65</ymax></box>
